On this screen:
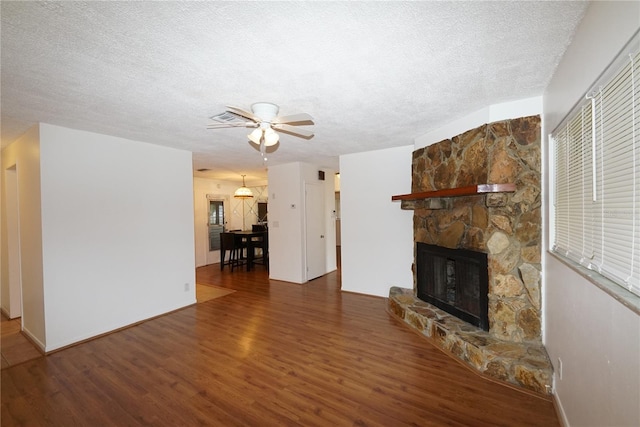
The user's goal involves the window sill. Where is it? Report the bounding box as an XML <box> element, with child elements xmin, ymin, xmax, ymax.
<box><xmin>548</xmin><ymin>251</ymin><xmax>640</xmax><ymax>316</ymax></box>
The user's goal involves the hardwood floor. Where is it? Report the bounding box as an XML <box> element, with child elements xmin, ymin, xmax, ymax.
<box><xmin>1</xmin><ymin>264</ymin><xmax>560</xmax><ymax>426</ymax></box>
<box><xmin>1</xmin><ymin>315</ymin><xmax>42</xmax><ymax>370</ymax></box>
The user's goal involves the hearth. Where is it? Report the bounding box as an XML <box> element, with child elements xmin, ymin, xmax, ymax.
<box><xmin>416</xmin><ymin>243</ymin><xmax>489</xmax><ymax>331</ymax></box>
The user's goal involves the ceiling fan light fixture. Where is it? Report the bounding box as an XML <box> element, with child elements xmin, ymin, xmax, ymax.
<box><xmin>248</xmin><ymin>128</ymin><xmax>262</xmax><ymax>145</ymax></box>
<box><xmin>210</xmin><ymin>102</ymin><xmax>313</xmax><ymax>160</ymax></box>
<box><xmin>251</xmin><ymin>102</ymin><xmax>279</xmax><ymax>121</ymax></box>
<box><xmin>264</xmin><ymin>128</ymin><xmax>279</xmax><ymax>146</ymax></box>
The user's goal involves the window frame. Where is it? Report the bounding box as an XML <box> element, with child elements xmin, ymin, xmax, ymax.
<box><xmin>549</xmin><ymin>32</ymin><xmax>640</xmax><ymax>305</ymax></box>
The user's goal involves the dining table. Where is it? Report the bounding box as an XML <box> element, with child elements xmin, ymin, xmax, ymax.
<box><xmin>227</xmin><ymin>230</ymin><xmax>268</xmax><ymax>272</ymax></box>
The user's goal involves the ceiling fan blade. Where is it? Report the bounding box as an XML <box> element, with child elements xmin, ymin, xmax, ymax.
<box><xmin>226</xmin><ymin>105</ymin><xmax>260</xmax><ymax>122</ymax></box>
<box><xmin>273</xmin><ymin>123</ymin><xmax>314</xmax><ymax>138</ymax></box>
<box><xmin>272</xmin><ymin>113</ymin><xmax>314</xmax><ymax>124</ymax></box>
<box><xmin>207</xmin><ymin>122</ymin><xmax>257</xmax><ymax>129</ymax></box>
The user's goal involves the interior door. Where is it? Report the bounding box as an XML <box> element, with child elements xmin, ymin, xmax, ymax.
<box><xmin>305</xmin><ymin>183</ymin><xmax>326</xmax><ymax>281</ymax></box>
<box><xmin>206</xmin><ymin>198</ymin><xmax>226</xmax><ymax>265</ymax></box>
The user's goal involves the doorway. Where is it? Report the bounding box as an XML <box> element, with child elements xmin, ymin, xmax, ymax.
<box><xmin>208</xmin><ymin>199</ymin><xmax>225</xmax><ymax>250</ymax></box>
<box><xmin>305</xmin><ymin>183</ymin><xmax>326</xmax><ymax>281</ymax></box>
<box><xmin>3</xmin><ymin>165</ymin><xmax>22</xmax><ymax>319</ymax></box>
<box><xmin>205</xmin><ymin>194</ymin><xmax>229</xmax><ymax>265</ymax></box>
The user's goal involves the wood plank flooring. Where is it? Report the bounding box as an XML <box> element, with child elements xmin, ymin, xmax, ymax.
<box><xmin>1</xmin><ymin>264</ymin><xmax>560</xmax><ymax>426</ymax></box>
<box><xmin>1</xmin><ymin>315</ymin><xmax>43</xmax><ymax>370</ymax></box>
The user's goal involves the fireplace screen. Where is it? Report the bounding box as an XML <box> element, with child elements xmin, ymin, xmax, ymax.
<box><xmin>416</xmin><ymin>243</ymin><xmax>489</xmax><ymax>331</ymax></box>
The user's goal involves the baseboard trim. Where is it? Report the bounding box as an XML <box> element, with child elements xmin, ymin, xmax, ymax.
<box><xmin>552</xmin><ymin>390</ymin><xmax>569</xmax><ymax>427</ymax></box>
<box><xmin>21</xmin><ymin>327</ymin><xmax>46</xmax><ymax>354</ymax></box>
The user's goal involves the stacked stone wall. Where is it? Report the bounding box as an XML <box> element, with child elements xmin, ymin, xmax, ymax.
<box><xmin>410</xmin><ymin>115</ymin><xmax>542</xmax><ymax>343</ymax></box>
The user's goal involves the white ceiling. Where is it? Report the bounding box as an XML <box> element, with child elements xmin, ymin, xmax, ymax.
<box><xmin>1</xmin><ymin>1</ymin><xmax>588</xmax><ymax>183</ymax></box>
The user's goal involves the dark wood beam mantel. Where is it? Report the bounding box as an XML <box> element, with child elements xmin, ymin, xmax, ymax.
<box><xmin>391</xmin><ymin>183</ymin><xmax>516</xmax><ymax>202</ymax></box>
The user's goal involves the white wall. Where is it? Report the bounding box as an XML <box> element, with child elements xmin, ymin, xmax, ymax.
<box><xmin>543</xmin><ymin>2</ymin><xmax>640</xmax><ymax>426</ymax></box>
<box><xmin>3</xmin><ymin>166</ymin><xmax>21</xmax><ymax>318</ymax></box>
<box><xmin>340</xmin><ymin>145</ymin><xmax>414</xmax><ymax>297</ymax></box>
<box><xmin>415</xmin><ymin>96</ymin><xmax>542</xmax><ymax>149</ymax></box>
<box><xmin>268</xmin><ymin>162</ymin><xmax>336</xmax><ymax>283</ymax></box>
<box><xmin>268</xmin><ymin>163</ymin><xmax>304</xmax><ymax>283</ymax></box>
<box><xmin>38</xmin><ymin>124</ymin><xmax>196</xmax><ymax>351</ymax></box>
<box><xmin>1</xmin><ymin>125</ymin><xmax>46</xmax><ymax>348</ymax></box>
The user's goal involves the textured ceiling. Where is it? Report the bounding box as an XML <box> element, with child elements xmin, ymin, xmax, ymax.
<box><xmin>1</xmin><ymin>1</ymin><xmax>588</xmax><ymax>182</ymax></box>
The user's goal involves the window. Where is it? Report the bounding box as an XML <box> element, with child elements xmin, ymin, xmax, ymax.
<box><xmin>551</xmin><ymin>37</ymin><xmax>639</xmax><ymax>297</ymax></box>
<box><xmin>257</xmin><ymin>202</ymin><xmax>268</xmax><ymax>223</ymax></box>
<box><xmin>209</xmin><ymin>200</ymin><xmax>224</xmax><ymax>226</ymax></box>
<box><xmin>208</xmin><ymin>199</ymin><xmax>225</xmax><ymax>251</ymax></box>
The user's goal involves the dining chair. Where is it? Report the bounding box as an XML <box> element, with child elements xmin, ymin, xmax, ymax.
<box><xmin>249</xmin><ymin>226</ymin><xmax>269</xmax><ymax>271</ymax></box>
<box><xmin>220</xmin><ymin>232</ymin><xmax>246</xmax><ymax>272</ymax></box>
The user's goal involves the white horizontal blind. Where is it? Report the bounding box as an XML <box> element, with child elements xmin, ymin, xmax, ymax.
<box><xmin>553</xmin><ymin>124</ymin><xmax>569</xmax><ymax>255</ymax></box>
<box><xmin>553</xmin><ymin>105</ymin><xmax>594</xmax><ymax>263</ymax></box>
<box><xmin>552</xmin><ymin>47</ymin><xmax>640</xmax><ymax>297</ymax></box>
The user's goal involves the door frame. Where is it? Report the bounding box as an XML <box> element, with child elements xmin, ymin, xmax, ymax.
<box><xmin>3</xmin><ymin>164</ymin><xmax>23</xmax><ymax>320</ymax></box>
<box><xmin>205</xmin><ymin>194</ymin><xmax>230</xmax><ymax>265</ymax></box>
<box><xmin>304</xmin><ymin>182</ymin><xmax>326</xmax><ymax>281</ymax></box>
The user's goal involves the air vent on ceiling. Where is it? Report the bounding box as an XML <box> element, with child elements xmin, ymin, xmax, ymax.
<box><xmin>209</xmin><ymin>111</ymin><xmax>245</xmax><ymax>124</ymax></box>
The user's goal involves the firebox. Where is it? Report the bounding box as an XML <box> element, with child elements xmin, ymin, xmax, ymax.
<box><xmin>416</xmin><ymin>243</ymin><xmax>489</xmax><ymax>331</ymax></box>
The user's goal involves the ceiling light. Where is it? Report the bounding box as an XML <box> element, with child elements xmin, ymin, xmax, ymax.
<box><xmin>233</xmin><ymin>175</ymin><xmax>254</xmax><ymax>199</ymax></box>
<box><xmin>264</xmin><ymin>128</ymin><xmax>279</xmax><ymax>146</ymax></box>
<box><xmin>248</xmin><ymin>126</ymin><xmax>279</xmax><ymax>147</ymax></box>
<box><xmin>248</xmin><ymin>128</ymin><xmax>262</xmax><ymax>145</ymax></box>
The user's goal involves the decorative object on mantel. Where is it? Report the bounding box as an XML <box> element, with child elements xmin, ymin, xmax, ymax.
<box><xmin>391</xmin><ymin>183</ymin><xmax>516</xmax><ymax>201</ymax></box>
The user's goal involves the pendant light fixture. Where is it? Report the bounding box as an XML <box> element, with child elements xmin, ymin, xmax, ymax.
<box><xmin>234</xmin><ymin>175</ymin><xmax>254</xmax><ymax>199</ymax></box>
<box><xmin>234</xmin><ymin>175</ymin><xmax>253</xmax><ymax>230</ymax></box>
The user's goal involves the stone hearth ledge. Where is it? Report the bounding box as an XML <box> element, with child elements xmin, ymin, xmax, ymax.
<box><xmin>388</xmin><ymin>286</ymin><xmax>553</xmax><ymax>395</ymax></box>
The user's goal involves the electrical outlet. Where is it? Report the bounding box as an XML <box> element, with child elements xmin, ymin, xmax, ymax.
<box><xmin>184</xmin><ymin>283</ymin><xmax>190</xmax><ymax>292</ymax></box>
<box><xmin>557</xmin><ymin>357</ymin><xmax>563</xmax><ymax>380</ymax></box>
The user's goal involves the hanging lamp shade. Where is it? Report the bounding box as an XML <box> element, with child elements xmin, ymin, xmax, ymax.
<box><xmin>263</xmin><ymin>128</ymin><xmax>279</xmax><ymax>146</ymax></box>
<box><xmin>248</xmin><ymin>128</ymin><xmax>262</xmax><ymax>145</ymax></box>
<box><xmin>248</xmin><ymin>126</ymin><xmax>279</xmax><ymax>147</ymax></box>
<box><xmin>234</xmin><ymin>175</ymin><xmax>254</xmax><ymax>199</ymax></box>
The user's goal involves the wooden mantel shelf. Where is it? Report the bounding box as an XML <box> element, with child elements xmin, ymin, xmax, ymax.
<box><xmin>391</xmin><ymin>183</ymin><xmax>516</xmax><ymax>201</ymax></box>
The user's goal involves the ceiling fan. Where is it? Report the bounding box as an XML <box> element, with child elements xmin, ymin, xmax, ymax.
<box><xmin>208</xmin><ymin>103</ymin><xmax>314</xmax><ymax>159</ymax></box>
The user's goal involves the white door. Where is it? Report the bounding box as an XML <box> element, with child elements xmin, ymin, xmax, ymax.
<box><xmin>205</xmin><ymin>195</ymin><xmax>229</xmax><ymax>265</ymax></box>
<box><xmin>305</xmin><ymin>183</ymin><xmax>326</xmax><ymax>281</ymax></box>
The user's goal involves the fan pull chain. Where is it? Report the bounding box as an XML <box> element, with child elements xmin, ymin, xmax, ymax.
<box><xmin>260</xmin><ymin>140</ymin><xmax>267</xmax><ymax>163</ymax></box>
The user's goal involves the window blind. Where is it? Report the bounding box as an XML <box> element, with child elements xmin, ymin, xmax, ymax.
<box><xmin>552</xmin><ymin>44</ymin><xmax>639</xmax><ymax>297</ymax></box>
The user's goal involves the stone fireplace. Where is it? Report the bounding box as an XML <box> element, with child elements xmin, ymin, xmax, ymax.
<box><xmin>388</xmin><ymin>115</ymin><xmax>553</xmax><ymax>395</ymax></box>
<box><xmin>416</xmin><ymin>243</ymin><xmax>489</xmax><ymax>331</ymax></box>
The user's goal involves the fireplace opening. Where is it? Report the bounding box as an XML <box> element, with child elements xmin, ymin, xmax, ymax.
<box><xmin>416</xmin><ymin>243</ymin><xmax>489</xmax><ymax>331</ymax></box>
